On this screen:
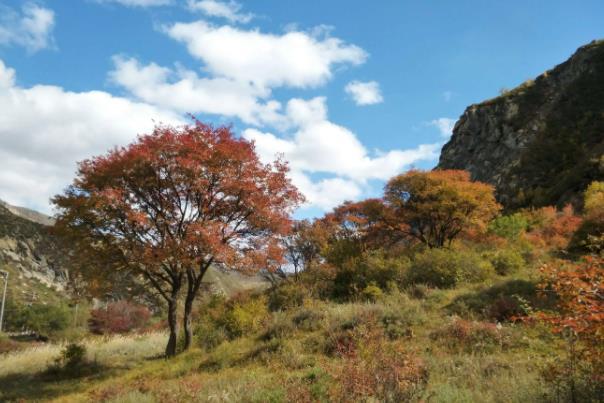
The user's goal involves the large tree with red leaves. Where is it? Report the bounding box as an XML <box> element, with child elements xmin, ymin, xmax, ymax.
<box><xmin>53</xmin><ymin>122</ymin><xmax>303</xmax><ymax>356</ymax></box>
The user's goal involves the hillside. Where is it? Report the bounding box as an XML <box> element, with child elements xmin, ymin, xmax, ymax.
<box><xmin>438</xmin><ymin>39</ymin><xmax>604</xmax><ymax>209</ymax></box>
<box><xmin>0</xmin><ymin>200</ymin><xmax>268</xmax><ymax>307</ymax></box>
<box><xmin>0</xmin><ymin>201</ymin><xmax>67</xmax><ymax>307</ymax></box>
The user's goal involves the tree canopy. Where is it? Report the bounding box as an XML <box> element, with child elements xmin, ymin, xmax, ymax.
<box><xmin>384</xmin><ymin>170</ymin><xmax>501</xmax><ymax>248</ymax></box>
<box><xmin>52</xmin><ymin>122</ymin><xmax>303</xmax><ymax>356</ymax></box>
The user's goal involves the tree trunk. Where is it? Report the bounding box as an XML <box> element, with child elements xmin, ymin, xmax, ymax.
<box><xmin>182</xmin><ymin>261</ymin><xmax>212</xmax><ymax>352</ymax></box>
<box><xmin>165</xmin><ymin>296</ymin><xmax>179</xmax><ymax>358</ymax></box>
<box><xmin>183</xmin><ymin>282</ymin><xmax>195</xmax><ymax>351</ymax></box>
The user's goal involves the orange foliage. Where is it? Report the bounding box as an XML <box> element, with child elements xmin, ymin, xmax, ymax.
<box><xmin>537</xmin><ymin>256</ymin><xmax>604</xmax><ymax>365</ymax></box>
<box><xmin>525</xmin><ymin>205</ymin><xmax>582</xmax><ymax>250</ymax></box>
<box><xmin>384</xmin><ymin>170</ymin><xmax>501</xmax><ymax>248</ymax></box>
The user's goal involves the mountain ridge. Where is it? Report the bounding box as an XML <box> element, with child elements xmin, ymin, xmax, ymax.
<box><xmin>438</xmin><ymin>39</ymin><xmax>604</xmax><ymax>209</ymax></box>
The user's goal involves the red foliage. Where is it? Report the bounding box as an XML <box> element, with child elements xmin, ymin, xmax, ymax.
<box><xmin>53</xmin><ymin>121</ymin><xmax>303</xmax><ymax>355</ymax></box>
<box><xmin>89</xmin><ymin>300</ymin><xmax>151</xmax><ymax>334</ymax></box>
<box><xmin>537</xmin><ymin>256</ymin><xmax>603</xmax><ymax>348</ymax></box>
<box><xmin>525</xmin><ymin>205</ymin><xmax>582</xmax><ymax>250</ymax></box>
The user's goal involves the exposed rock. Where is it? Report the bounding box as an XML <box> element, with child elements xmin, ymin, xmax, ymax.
<box><xmin>438</xmin><ymin>40</ymin><xmax>604</xmax><ymax>208</ymax></box>
<box><xmin>0</xmin><ymin>201</ymin><xmax>67</xmax><ymax>296</ymax></box>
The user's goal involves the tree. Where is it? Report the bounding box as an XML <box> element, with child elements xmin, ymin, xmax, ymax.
<box><xmin>384</xmin><ymin>170</ymin><xmax>500</xmax><ymax>248</ymax></box>
<box><xmin>53</xmin><ymin>122</ymin><xmax>302</xmax><ymax>356</ymax></box>
<box><xmin>282</xmin><ymin>220</ymin><xmax>322</xmax><ymax>281</ymax></box>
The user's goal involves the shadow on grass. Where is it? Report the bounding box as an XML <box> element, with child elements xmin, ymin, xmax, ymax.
<box><xmin>446</xmin><ymin>279</ymin><xmax>556</xmax><ymax>321</ymax></box>
<box><xmin>0</xmin><ymin>363</ymin><xmax>118</xmax><ymax>402</ymax></box>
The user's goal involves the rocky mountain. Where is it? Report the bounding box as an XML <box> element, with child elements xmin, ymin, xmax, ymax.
<box><xmin>438</xmin><ymin>39</ymin><xmax>604</xmax><ymax>209</ymax></box>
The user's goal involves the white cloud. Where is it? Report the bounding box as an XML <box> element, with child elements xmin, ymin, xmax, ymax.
<box><xmin>429</xmin><ymin>117</ymin><xmax>456</xmax><ymax>138</ymax></box>
<box><xmin>96</xmin><ymin>0</ymin><xmax>171</xmax><ymax>7</ymax></box>
<box><xmin>0</xmin><ymin>59</ymin><xmax>182</xmax><ymax>213</ymax></box>
<box><xmin>164</xmin><ymin>21</ymin><xmax>367</xmax><ymax>90</ymax></box>
<box><xmin>109</xmin><ymin>56</ymin><xmax>285</xmax><ymax>126</ymax></box>
<box><xmin>243</xmin><ymin>97</ymin><xmax>440</xmax><ymax>210</ymax></box>
<box><xmin>345</xmin><ymin>80</ymin><xmax>383</xmax><ymax>105</ymax></box>
<box><xmin>0</xmin><ymin>3</ymin><xmax>55</xmax><ymax>52</ymax></box>
<box><xmin>187</xmin><ymin>0</ymin><xmax>253</xmax><ymax>23</ymax></box>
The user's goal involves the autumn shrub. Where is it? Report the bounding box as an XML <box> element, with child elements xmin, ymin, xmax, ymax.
<box><xmin>540</xmin><ymin>337</ymin><xmax>604</xmax><ymax>403</ymax></box>
<box><xmin>220</xmin><ymin>295</ymin><xmax>269</xmax><ymax>339</ymax></box>
<box><xmin>291</xmin><ymin>307</ymin><xmax>325</xmax><ymax>332</ymax></box>
<box><xmin>536</xmin><ymin>256</ymin><xmax>603</xmax><ymax>374</ymax></box>
<box><xmin>488</xmin><ymin>294</ymin><xmax>533</xmax><ymax>322</ymax></box>
<box><xmin>259</xmin><ymin>313</ymin><xmax>295</xmax><ymax>341</ymax></box>
<box><xmin>267</xmin><ymin>281</ymin><xmax>307</xmax><ymax>311</ymax></box>
<box><xmin>484</xmin><ymin>248</ymin><xmax>526</xmax><ymax>275</ymax></box>
<box><xmin>298</xmin><ymin>263</ymin><xmax>337</xmax><ymax>300</ymax></box>
<box><xmin>447</xmin><ymin>279</ymin><xmax>541</xmax><ymax>321</ymax></box>
<box><xmin>330</xmin><ymin>328</ymin><xmax>427</xmax><ymax>402</ymax></box>
<box><xmin>524</xmin><ymin>205</ymin><xmax>583</xmax><ymax>250</ymax></box>
<box><xmin>430</xmin><ymin>318</ymin><xmax>509</xmax><ymax>353</ymax></box>
<box><xmin>89</xmin><ymin>300</ymin><xmax>151</xmax><ymax>335</ymax></box>
<box><xmin>406</xmin><ymin>248</ymin><xmax>494</xmax><ymax>288</ymax></box>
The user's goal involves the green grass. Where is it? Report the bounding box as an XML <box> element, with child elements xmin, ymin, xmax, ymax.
<box><xmin>0</xmin><ymin>281</ymin><xmax>569</xmax><ymax>402</ymax></box>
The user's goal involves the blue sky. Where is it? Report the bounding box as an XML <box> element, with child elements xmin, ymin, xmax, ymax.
<box><xmin>0</xmin><ymin>0</ymin><xmax>603</xmax><ymax>216</ymax></box>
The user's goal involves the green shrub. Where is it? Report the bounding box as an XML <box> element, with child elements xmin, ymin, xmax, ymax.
<box><xmin>407</xmin><ymin>249</ymin><xmax>495</xmax><ymax>288</ymax></box>
<box><xmin>221</xmin><ymin>295</ymin><xmax>268</xmax><ymax>338</ymax></box>
<box><xmin>488</xmin><ymin>213</ymin><xmax>529</xmax><ymax>239</ymax></box>
<box><xmin>447</xmin><ymin>279</ymin><xmax>543</xmax><ymax>321</ymax></box>
<box><xmin>195</xmin><ymin>321</ymin><xmax>227</xmax><ymax>351</ymax></box>
<box><xmin>361</xmin><ymin>282</ymin><xmax>384</xmax><ymax>302</ymax></box>
<box><xmin>268</xmin><ymin>282</ymin><xmax>307</xmax><ymax>311</ymax></box>
<box><xmin>332</xmin><ymin>252</ymin><xmax>410</xmax><ymax>300</ymax></box>
<box><xmin>484</xmin><ymin>249</ymin><xmax>525</xmax><ymax>275</ymax></box>
<box><xmin>259</xmin><ymin>314</ymin><xmax>294</xmax><ymax>341</ymax></box>
<box><xmin>47</xmin><ymin>342</ymin><xmax>90</xmax><ymax>377</ymax></box>
<box><xmin>291</xmin><ymin>307</ymin><xmax>325</xmax><ymax>332</ymax></box>
<box><xmin>7</xmin><ymin>303</ymin><xmax>71</xmax><ymax>336</ymax></box>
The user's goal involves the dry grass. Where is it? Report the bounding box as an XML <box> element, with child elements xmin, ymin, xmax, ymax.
<box><xmin>0</xmin><ymin>332</ymin><xmax>166</xmax><ymax>378</ymax></box>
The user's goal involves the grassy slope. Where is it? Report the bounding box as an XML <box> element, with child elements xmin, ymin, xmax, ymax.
<box><xmin>0</xmin><ymin>272</ymin><xmax>565</xmax><ymax>403</ymax></box>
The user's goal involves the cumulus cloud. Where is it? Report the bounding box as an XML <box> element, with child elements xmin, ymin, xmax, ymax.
<box><xmin>109</xmin><ymin>56</ymin><xmax>285</xmax><ymax>126</ymax></box>
<box><xmin>0</xmin><ymin>59</ymin><xmax>182</xmax><ymax>212</ymax></box>
<box><xmin>429</xmin><ymin>117</ymin><xmax>457</xmax><ymax>138</ymax></box>
<box><xmin>96</xmin><ymin>0</ymin><xmax>171</xmax><ymax>7</ymax></box>
<box><xmin>164</xmin><ymin>21</ymin><xmax>367</xmax><ymax>90</ymax></box>
<box><xmin>0</xmin><ymin>3</ymin><xmax>55</xmax><ymax>52</ymax></box>
<box><xmin>243</xmin><ymin>97</ymin><xmax>440</xmax><ymax>210</ymax></box>
<box><xmin>345</xmin><ymin>80</ymin><xmax>383</xmax><ymax>105</ymax></box>
<box><xmin>187</xmin><ymin>0</ymin><xmax>253</xmax><ymax>23</ymax></box>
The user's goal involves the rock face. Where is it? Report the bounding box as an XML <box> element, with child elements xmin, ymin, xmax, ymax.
<box><xmin>0</xmin><ymin>201</ymin><xmax>67</xmax><ymax>296</ymax></box>
<box><xmin>438</xmin><ymin>40</ymin><xmax>604</xmax><ymax>208</ymax></box>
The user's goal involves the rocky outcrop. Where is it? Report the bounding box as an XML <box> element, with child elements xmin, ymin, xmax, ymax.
<box><xmin>438</xmin><ymin>40</ymin><xmax>604</xmax><ymax>208</ymax></box>
<box><xmin>0</xmin><ymin>201</ymin><xmax>66</xmax><ymax>295</ymax></box>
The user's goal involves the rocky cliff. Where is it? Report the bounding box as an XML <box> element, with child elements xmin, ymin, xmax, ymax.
<box><xmin>0</xmin><ymin>200</ymin><xmax>67</xmax><ymax>307</ymax></box>
<box><xmin>438</xmin><ymin>40</ymin><xmax>604</xmax><ymax>209</ymax></box>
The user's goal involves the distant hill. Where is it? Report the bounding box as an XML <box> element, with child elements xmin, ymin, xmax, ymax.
<box><xmin>0</xmin><ymin>200</ymin><xmax>268</xmax><ymax>305</ymax></box>
<box><xmin>438</xmin><ymin>40</ymin><xmax>604</xmax><ymax>209</ymax></box>
<box><xmin>0</xmin><ymin>200</ymin><xmax>54</xmax><ymax>226</ymax></box>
